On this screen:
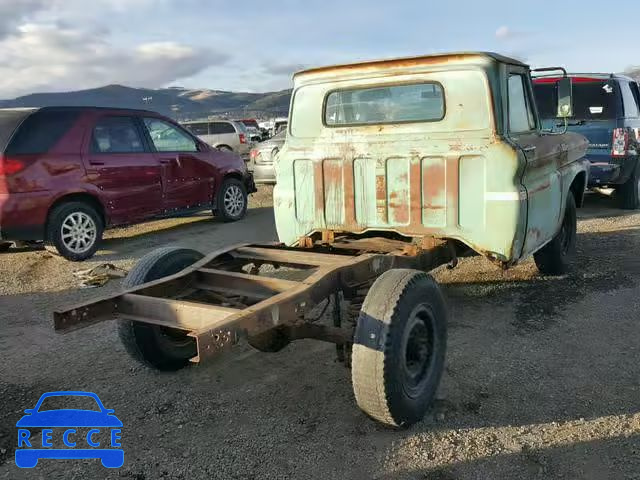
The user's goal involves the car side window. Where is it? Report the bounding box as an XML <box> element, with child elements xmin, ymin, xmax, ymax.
<box><xmin>210</xmin><ymin>122</ymin><xmax>235</xmax><ymax>134</ymax></box>
<box><xmin>184</xmin><ymin>122</ymin><xmax>209</xmax><ymax>136</ymax></box>
<box><xmin>143</xmin><ymin>118</ymin><xmax>198</xmax><ymax>152</ymax></box>
<box><xmin>91</xmin><ymin>116</ymin><xmax>145</xmax><ymax>154</ymax></box>
<box><xmin>621</xmin><ymin>82</ymin><xmax>640</xmax><ymax>118</ymax></box>
<box><xmin>508</xmin><ymin>74</ymin><xmax>536</xmax><ymax>133</ymax></box>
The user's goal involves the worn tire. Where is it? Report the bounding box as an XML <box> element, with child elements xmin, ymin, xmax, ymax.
<box><xmin>214</xmin><ymin>177</ymin><xmax>248</xmax><ymax>222</ymax></box>
<box><xmin>618</xmin><ymin>161</ymin><xmax>640</xmax><ymax>210</ymax></box>
<box><xmin>534</xmin><ymin>193</ymin><xmax>577</xmax><ymax>276</ymax></box>
<box><xmin>117</xmin><ymin>247</ymin><xmax>203</xmax><ymax>371</ymax></box>
<box><xmin>352</xmin><ymin>269</ymin><xmax>448</xmax><ymax>428</ymax></box>
<box><xmin>45</xmin><ymin>202</ymin><xmax>103</xmax><ymax>261</ymax></box>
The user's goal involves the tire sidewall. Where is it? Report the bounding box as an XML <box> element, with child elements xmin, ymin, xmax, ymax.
<box><xmin>619</xmin><ymin>160</ymin><xmax>640</xmax><ymax>209</ymax></box>
<box><xmin>353</xmin><ymin>270</ymin><xmax>448</xmax><ymax>427</ymax></box>
<box><xmin>121</xmin><ymin>248</ymin><xmax>203</xmax><ymax>366</ymax></box>
<box><xmin>383</xmin><ymin>278</ymin><xmax>448</xmax><ymax>426</ymax></box>
<box><xmin>217</xmin><ymin>178</ymin><xmax>248</xmax><ymax>222</ymax></box>
<box><xmin>47</xmin><ymin>202</ymin><xmax>103</xmax><ymax>261</ymax></box>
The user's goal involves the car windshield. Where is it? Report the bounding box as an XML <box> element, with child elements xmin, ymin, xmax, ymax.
<box><xmin>534</xmin><ymin>80</ymin><xmax>618</xmax><ymax>120</ymax></box>
<box><xmin>37</xmin><ymin>395</ymin><xmax>101</xmax><ymax>412</ymax></box>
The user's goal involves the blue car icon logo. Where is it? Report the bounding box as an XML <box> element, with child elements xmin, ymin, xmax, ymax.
<box><xmin>16</xmin><ymin>391</ymin><xmax>123</xmax><ymax>468</ymax></box>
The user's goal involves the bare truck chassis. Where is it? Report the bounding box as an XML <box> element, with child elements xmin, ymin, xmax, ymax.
<box><xmin>55</xmin><ymin>237</ymin><xmax>456</xmax><ymax>427</ymax></box>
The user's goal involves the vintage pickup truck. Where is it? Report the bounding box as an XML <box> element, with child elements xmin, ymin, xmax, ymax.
<box><xmin>55</xmin><ymin>52</ymin><xmax>589</xmax><ymax>428</ymax></box>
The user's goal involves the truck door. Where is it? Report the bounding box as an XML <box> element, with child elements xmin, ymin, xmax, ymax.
<box><xmin>506</xmin><ymin>68</ymin><xmax>563</xmax><ymax>257</ymax></box>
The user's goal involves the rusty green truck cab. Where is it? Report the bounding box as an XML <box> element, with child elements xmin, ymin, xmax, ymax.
<box><xmin>273</xmin><ymin>52</ymin><xmax>589</xmax><ymax>267</ymax></box>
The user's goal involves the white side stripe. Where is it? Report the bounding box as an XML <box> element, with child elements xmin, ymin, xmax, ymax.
<box><xmin>484</xmin><ymin>191</ymin><xmax>525</xmax><ymax>201</ymax></box>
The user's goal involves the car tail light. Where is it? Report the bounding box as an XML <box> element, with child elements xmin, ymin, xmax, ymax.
<box><xmin>0</xmin><ymin>155</ymin><xmax>26</xmax><ymax>176</ymax></box>
<box><xmin>239</xmin><ymin>133</ymin><xmax>246</xmax><ymax>144</ymax></box>
<box><xmin>250</xmin><ymin>149</ymin><xmax>259</xmax><ymax>160</ymax></box>
<box><xmin>612</xmin><ymin>128</ymin><xmax>629</xmax><ymax>157</ymax></box>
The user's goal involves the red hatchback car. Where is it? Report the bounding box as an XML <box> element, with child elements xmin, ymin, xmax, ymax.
<box><xmin>0</xmin><ymin>107</ymin><xmax>256</xmax><ymax>261</ymax></box>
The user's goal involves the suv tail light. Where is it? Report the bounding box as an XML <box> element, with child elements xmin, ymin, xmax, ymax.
<box><xmin>612</xmin><ymin>128</ymin><xmax>629</xmax><ymax>157</ymax></box>
<box><xmin>0</xmin><ymin>155</ymin><xmax>26</xmax><ymax>176</ymax></box>
<box><xmin>239</xmin><ymin>133</ymin><xmax>247</xmax><ymax>144</ymax></box>
<box><xmin>250</xmin><ymin>149</ymin><xmax>259</xmax><ymax>160</ymax></box>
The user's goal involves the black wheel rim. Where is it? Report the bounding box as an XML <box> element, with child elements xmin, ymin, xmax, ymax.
<box><xmin>401</xmin><ymin>305</ymin><xmax>436</xmax><ymax>399</ymax></box>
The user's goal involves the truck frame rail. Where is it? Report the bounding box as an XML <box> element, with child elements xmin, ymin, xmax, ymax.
<box><xmin>55</xmin><ymin>239</ymin><xmax>454</xmax><ymax>364</ymax></box>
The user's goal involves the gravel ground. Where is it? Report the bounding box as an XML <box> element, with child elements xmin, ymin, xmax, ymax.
<box><xmin>0</xmin><ymin>188</ymin><xmax>639</xmax><ymax>480</ymax></box>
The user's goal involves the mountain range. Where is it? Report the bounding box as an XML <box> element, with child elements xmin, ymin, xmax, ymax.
<box><xmin>0</xmin><ymin>69</ymin><xmax>638</xmax><ymax>121</ymax></box>
<box><xmin>0</xmin><ymin>84</ymin><xmax>292</xmax><ymax>121</ymax></box>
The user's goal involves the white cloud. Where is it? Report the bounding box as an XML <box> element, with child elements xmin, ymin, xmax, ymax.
<box><xmin>0</xmin><ymin>24</ymin><xmax>227</xmax><ymax>98</ymax></box>
<box><xmin>495</xmin><ymin>25</ymin><xmax>511</xmax><ymax>40</ymax></box>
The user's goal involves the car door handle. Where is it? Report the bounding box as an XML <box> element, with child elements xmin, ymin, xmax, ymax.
<box><xmin>89</xmin><ymin>161</ymin><xmax>105</xmax><ymax>166</ymax></box>
<box><xmin>522</xmin><ymin>145</ymin><xmax>537</xmax><ymax>153</ymax></box>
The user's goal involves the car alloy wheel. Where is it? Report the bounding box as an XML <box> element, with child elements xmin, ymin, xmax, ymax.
<box><xmin>60</xmin><ymin>212</ymin><xmax>98</xmax><ymax>254</ymax></box>
<box><xmin>223</xmin><ymin>185</ymin><xmax>245</xmax><ymax>218</ymax></box>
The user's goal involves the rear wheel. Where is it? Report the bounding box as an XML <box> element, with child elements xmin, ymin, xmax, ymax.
<box><xmin>45</xmin><ymin>202</ymin><xmax>103</xmax><ymax>261</ymax></box>
<box><xmin>117</xmin><ymin>247</ymin><xmax>202</xmax><ymax>371</ymax></box>
<box><xmin>214</xmin><ymin>178</ymin><xmax>248</xmax><ymax>222</ymax></box>
<box><xmin>534</xmin><ymin>193</ymin><xmax>577</xmax><ymax>276</ymax></box>
<box><xmin>618</xmin><ymin>161</ymin><xmax>640</xmax><ymax>210</ymax></box>
<box><xmin>351</xmin><ymin>269</ymin><xmax>448</xmax><ymax>428</ymax></box>
<box><xmin>0</xmin><ymin>242</ymin><xmax>12</xmax><ymax>252</ymax></box>
<box><xmin>217</xmin><ymin>145</ymin><xmax>233</xmax><ymax>152</ymax></box>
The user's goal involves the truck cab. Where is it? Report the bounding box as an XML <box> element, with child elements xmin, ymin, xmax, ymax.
<box><xmin>274</xmin><ymin>52</ymin><xmax>589</xmax><ymax>271</ymax></box>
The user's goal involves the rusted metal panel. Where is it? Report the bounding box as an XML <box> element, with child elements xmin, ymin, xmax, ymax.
<box><xmin>421</xmin><ymin>156</ymin><xmax>447</xmax><ymax>227</ymax></box>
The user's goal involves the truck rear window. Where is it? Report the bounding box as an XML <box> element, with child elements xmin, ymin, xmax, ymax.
<box><xmin>533</xmin><ymin>80</ymin><xmax>619</xmax><ymax>120</ymax></box>
<box><xmin>6</xmin><ymin>110</ymin><xmax>80</xmax><ymax>154</ymax></box>
<box><xmin>324</xmin><ymin>82</ymin><xmax>445</xmax><ymax>126</ymax></box>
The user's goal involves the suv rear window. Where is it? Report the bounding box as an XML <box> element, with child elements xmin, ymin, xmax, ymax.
<box><xmin>534</xmin><ymin>80</ymin><xmax>619</xmax><ymax>120</ymax></box>
<box><xmin>6</xmin><ymin>110</ymin><xmax>79</xmax><ymax>155</ymax></box>
<box><xmin>324</xmin><ymin>82</ymin><xmax>445</xmax><ymax>126</ymax></box>
<box><xmin>0</xmin><ymin>110</ymin><xmax>34</xmax><ymax>152</ymax></box>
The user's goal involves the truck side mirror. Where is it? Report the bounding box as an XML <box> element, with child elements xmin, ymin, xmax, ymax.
<box><xmin>557</xmin><ymin>77</ymin><xmax>573</xmax><ymax>118</ymax></box>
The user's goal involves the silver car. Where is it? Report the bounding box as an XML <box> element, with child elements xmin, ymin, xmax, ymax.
<box><xmin>247</xmin><ymin>130</ymin><xmax>286</xmax><ymax>184</ymax></box>
<box><xmin>182</xmin><ymin>119</ymin><xmax>251</xmax><ymax>159</ymax></box>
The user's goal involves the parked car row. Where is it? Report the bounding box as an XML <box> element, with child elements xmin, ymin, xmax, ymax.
<box><xmin>0</xmin><ymin>107</ymin><xmax>256</xmax><ymax>260</ymax></box>
<box><xmin>181</xmin><ymin>119</ymin><xmax>252</xmax><ymax>159</ymax></box>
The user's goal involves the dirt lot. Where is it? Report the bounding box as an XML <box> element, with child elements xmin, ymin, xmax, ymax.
<box><xmin>1</xmin><ymin>187</ymin><xmax>639</xmax><ymax>480</ymax></box>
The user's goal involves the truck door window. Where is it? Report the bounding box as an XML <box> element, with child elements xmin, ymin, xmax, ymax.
<box><xmin>508</xmin><ymin>74</ymin><xmax>536</xmax><ymax>133</ymax></box>
<box><xmin>621</xmin><ymin>82</ymin><xmax>640</xmax><ymax>118</ymax></box>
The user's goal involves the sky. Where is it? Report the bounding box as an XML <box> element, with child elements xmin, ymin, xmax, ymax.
<box><xmin>0</xmin><ymin>0</ymin><xmax>637</xmax><ymax>98</ymax></box>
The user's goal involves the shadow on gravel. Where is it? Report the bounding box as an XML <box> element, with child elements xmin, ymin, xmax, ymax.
<box><xmin>443</xmin><ymin>228</ymin><xmax>639</xmax><ymax>332</ymax></box>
